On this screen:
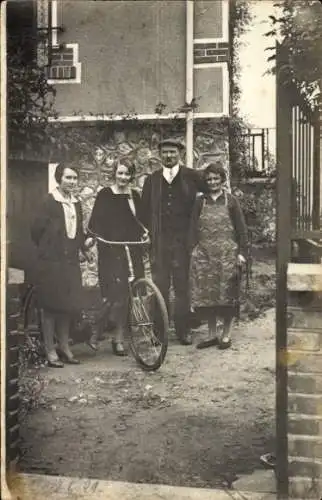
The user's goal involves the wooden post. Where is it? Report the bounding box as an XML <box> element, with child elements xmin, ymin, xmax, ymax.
<box><xmin>276</xmin><ymin>42</ymin><xmax>292</xmax><ymax>499</ymax></box>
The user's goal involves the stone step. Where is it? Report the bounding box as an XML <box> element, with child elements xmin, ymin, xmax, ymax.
<box><xmin>5</xmin><ymin>473</ymin><xmax>277</xmax><ymax>500</ymax></box>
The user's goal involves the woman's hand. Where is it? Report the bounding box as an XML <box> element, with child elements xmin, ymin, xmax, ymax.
<box><xmin>80</xmin><ymin>249</ymin><xmax>95</xmax><ymax>265</ymax></box>
<box><xmin>84</xmin><ymin>237</ymin><xmax>95</xmax><ymax>250</ymax></box>
<box><xmin>86</xmin><ymin>251</ymin><xmax>95</xmax><ymax>265</ymax></box>
<box><xmin>142</xmin><ymin>230</ymin><xmax>150</xmax><ymax>243</ymax></box>
<box><xmin>237</xmin><ymin>254</ymin><xmax>246</xmax><ymax>267</ymax></box>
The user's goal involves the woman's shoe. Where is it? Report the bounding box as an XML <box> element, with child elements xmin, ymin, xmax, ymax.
<box><xmin>48</xmin><ymin>359</ymin><xmax>64</xmax><ymax>368</ymax></box>
<box><xmin>57</xmin><ymin>348</ymin><xmax>80</xmax><ymax>364</ymax></box>
<box><xmin>111</xmin><ymin>340</ymin><xmax>127</xmax><ymax>357</ymax></box>
<box><xmin>196</xmin><ymin>337</ymin><xmax>218</xmax><ymax>349</ymax></box>
<box><xmin>218</xmin><ymin>336</ymin><xmax>232</xmax><ymax>350</ymax></box>
<box><xmin>64</xmin><ymin>356</ymin><xmax>80</xmax><ymax>365</ymax></box>
<box><xmin>260</xmin><ymin>453</ymin><xmax>276</xmax><ymax>470</ymax></box>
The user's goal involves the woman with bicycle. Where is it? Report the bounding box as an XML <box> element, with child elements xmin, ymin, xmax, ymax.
<box><xmin>189</xmin><ymin>162</ymin><xmax>248</xmax><ymax>350</ymax></box>
<box><xmin>30</xmin><ymin>162</ymin><xmax>94</xmax><ymax>368</ymax></box>
<box><xmin>87</xmin><ymin>158</ymin><xmax>146</xmax><ymax>356</ymax></box>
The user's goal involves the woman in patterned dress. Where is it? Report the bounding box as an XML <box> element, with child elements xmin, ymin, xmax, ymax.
<box><xmin>189</xmin><ymin>162</ymin><xmax>248</xmax><ymax>349</ymax></box>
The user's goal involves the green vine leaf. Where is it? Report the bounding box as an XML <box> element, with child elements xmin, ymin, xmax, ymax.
<box><xmin>265</xmin><ymin>0</ymin><xmax>322</xmax><ymax>105</ymax></box>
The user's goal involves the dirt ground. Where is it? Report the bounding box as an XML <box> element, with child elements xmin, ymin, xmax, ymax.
<box><xmin>19</xmin><ymin>253</ymin><xmax>276</xmax><ymax>490</ymax></box>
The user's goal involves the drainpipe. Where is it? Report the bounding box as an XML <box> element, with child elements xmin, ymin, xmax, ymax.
<box><xmin>186</xmin><ymin>0</ymin><xmax>194</xmax><ymax>169</ymax></box>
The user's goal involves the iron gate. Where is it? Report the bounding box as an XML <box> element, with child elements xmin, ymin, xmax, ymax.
<box><xmin>240</xmin><ymin>128</ymin><xmax>273</xmax><ymax>173</ymax></box>
<box><xmin>276</xmin><ymin>42</ymin><xmax>321</xmax><ymax>498</ymax></box>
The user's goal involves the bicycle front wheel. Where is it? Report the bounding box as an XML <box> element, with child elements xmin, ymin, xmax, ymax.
<box><xmin>128</xmin><ymin>277</ymin><xmax>169</xmax><ymax>371</ymax></box>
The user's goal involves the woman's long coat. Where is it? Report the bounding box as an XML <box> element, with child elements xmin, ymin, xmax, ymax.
<box><xmin>30</xmin><ymin>194</ymin><xmax>86</xmax><ymax>314</ymax></box>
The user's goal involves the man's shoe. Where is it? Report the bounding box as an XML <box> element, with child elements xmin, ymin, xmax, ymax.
<box><xmin>190</xmin><ymin>312</ymin><xmax>202</xmax><ymax>329</ymax></box>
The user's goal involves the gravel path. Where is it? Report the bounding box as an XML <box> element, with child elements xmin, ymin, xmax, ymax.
<box><xmin>19</xmin><ymin>308</ymin><xmax>276</xmax><ymax>489</ymax></box>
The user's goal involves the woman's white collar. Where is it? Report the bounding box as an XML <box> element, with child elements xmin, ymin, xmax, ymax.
<box><xmin>52</xmin><ymin>187</ymin><xmax>78</xmax><ymax>203</ymax></box>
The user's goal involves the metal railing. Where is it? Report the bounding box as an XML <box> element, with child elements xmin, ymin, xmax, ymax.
<box><xmin>240</xmin><ymin>128</ymin><xmax>276</xmax><ymax>174</ymax></box>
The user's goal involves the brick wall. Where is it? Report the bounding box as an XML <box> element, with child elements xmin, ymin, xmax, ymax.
<box><xmin>287</xmin><ymin>263</ymin><xmax>322</xmax><ymax>498</ymax></box>
<box><xmin>194</xmin><ymin>42</ymin><xmax>229</xmax><ymax>65</ymax></box>
<box><xmin>6</xmin><ymin>284</ymin><xmax>23</xmax><ymax>471</ymax></box>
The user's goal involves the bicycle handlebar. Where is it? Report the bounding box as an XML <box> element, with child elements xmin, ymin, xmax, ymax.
<box><xmin>87</xmin><ymin>230</ymin><xmax>150</xmax><ymax>282</ymax></box>
<box><xmin>87</xmin><ymin>230</ymin><xmax>150</xmax><ymax>247</ymax></box>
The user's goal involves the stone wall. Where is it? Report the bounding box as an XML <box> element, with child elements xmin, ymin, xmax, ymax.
<box><xmin>60</xmin><ymin>120</ymin><xmax>229</xmax><ymax>286</ymax></box>
<box><xmin>54</xmin><ymin>124</ymin><xmax>277</xmax><ymax>287</ymax></box>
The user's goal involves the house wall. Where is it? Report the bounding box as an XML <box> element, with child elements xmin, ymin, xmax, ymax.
<box><xmin>50</xmin><ymin>0</ymin><xmax>228</xmax><ymax>116</ymax></box>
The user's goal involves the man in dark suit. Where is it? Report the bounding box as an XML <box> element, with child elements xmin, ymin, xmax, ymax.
<box><xmin>141</xmin><ymin>138</ymin><xmax>204</xmax><ymax>345</ymax></box>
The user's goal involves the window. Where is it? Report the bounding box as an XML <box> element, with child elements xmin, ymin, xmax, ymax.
<box><xmin>47</xmin><ymin>44</ymin><xmax>79</xmax><ymax>81</ymax></box>
<box><xmin>46</xmin><ymin>0</ymin><xmax>81</xmax><ymax>83</ymax></box>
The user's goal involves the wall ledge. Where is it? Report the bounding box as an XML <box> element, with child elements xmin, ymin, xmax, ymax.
<box><xmin>238</xmin><ymin>177</ymin><xmax>276</xmax><ymax>186</ymax></box>
<box><xmin>287</xmin><ymin>263</ymin><xmax>322</xmax><ymax>292</ymax></box>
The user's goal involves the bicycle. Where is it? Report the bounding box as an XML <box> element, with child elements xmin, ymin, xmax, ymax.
<box><xmin>21</xmin><ymin>283</ymin><xmax>93</xmax><ymax>366</ymax></box>
<box><xmin>22</xmin><ymin>232</ymin><xmax>169</xmax><ymax>371</ymax></box>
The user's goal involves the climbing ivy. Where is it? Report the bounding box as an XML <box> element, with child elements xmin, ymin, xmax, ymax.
<box><xmin>7</xmin><ymin>28</ymin><xmax>57</xmax><ymax>155</ymax></box>
<box><xmin>265</xmin><ymin>0</ymin><xmax>322</xmax><ymax>104</ymax></box>
<box><xmin>228</xmin><ymin>0</ymin><xmax>253</xmax><ymax>179</ymax></box>
<box><xmin>229</xmin><ymin>0</ymin><xmax>253</xmax><ymax>115</ymax></box>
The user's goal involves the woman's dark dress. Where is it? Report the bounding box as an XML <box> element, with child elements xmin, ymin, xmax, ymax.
<box><xmin>88</xmin><ymin>187</ymin><xmax>144</xmax><ymax>325</ymax></box>
<box><xmin>30</xmin><ymin>194</ymin><xmax>86</xmax><ymax>314</ymax></box>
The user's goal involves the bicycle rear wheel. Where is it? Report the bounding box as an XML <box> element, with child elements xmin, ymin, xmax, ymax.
<box><xmin>128</xmin><ymin>277</ymin><xmax>168</xmax><ymax>371</ymax></box>
<box><xmin>22</xmin><ymin>286</ymin><xmax>45</xmax><ymax>364</ymax></box>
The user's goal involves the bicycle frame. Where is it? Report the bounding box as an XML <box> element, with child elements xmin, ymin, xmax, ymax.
<box><xmin>23</xmin><ymin>230</ymin><xmax>168</xmax><ymax>371</ymax></box>
<box><xmin>87</xmin><ymin>230</ymin><xmax>150</xmax><ymax>283</ymax></box>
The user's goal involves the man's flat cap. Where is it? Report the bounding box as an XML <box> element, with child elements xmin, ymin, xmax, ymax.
<box><xmin>158</xmin><ymin>138</ymin><xmax>185</xmax><ymax>151</ymax></box>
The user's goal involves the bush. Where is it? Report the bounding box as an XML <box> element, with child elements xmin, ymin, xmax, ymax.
<box><xmin>233</xmin><ymin>181</ymin><xmax>276</xmax><ymax>246</ymax></box>
<box><xmin>240</xmin><ymin>251</ymin><xmax>276</xmax><ymax>321</ymax></box>
<box><xmin>18</xmin><ymin>336</ymin><xmax>46</xmax><ymax>422</ymax></box>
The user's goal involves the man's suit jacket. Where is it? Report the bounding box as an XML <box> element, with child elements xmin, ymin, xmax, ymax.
<box><xmin>140</xmin><ymin>166</ymin><xmax>205</xmax><ymax>266</ymax></box>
